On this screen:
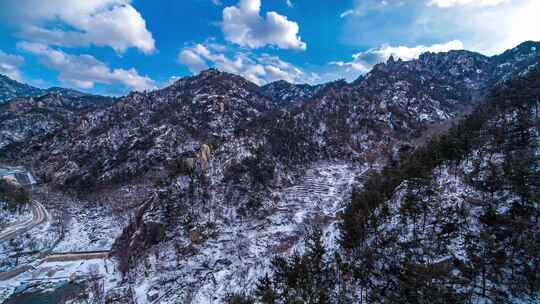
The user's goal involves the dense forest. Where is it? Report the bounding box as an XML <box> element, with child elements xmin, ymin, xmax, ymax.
<box><xmin>229</xmin><ymin>69</ymin><xmax>540</xmax><ymax>303</ymax></box>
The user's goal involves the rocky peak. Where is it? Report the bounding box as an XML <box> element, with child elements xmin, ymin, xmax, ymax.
<box><xmin>387</xmin><ymin>54</ymin><xmax>396</xmax><ymax>65</ymax></box>
<box><xmin>419</xmin><ymin>50</ymin><xmax>490</xmax><ymax>75</ymax></box>
<box><xmin>170</xmin><ymin>68</ymin><xmax>256</xmax><ymax>91</ymax></box>
<box><xmin>198</xmin><ymin>68</ymin><xmax>222</xmax><ymax>78</ymax></box>
<box><xmin>495</xmin><ymin>41</ymin><xmax>540</xmax><ymax>61</ymax></box>
<box><xmin>155</xmin><ymin>69</ymin><xmax>275</xmax><ymax>122</ymax></box>
<box><xmin>164</xmin><ymin>69</ymin><xmax>270</xmax><ymax>110</ymax></box>
<box><xmin>489</xmin><ymin>41</ymin><xmax>540</xmax><ymax>84</ymax></box>
<box><xmin>0</xmin><ymin>74</ymin><xmax>107</xmax><ymax>105</ymax></box>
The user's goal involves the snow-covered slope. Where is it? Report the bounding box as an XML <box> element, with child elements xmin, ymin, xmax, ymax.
<box><xmin>339</xmin><ymin>70</ymin><xmax>540</xmax><ymax>303</ymax></box>
<box><xmin>116</xmin><ymin>161</ymin><xmax>366</xmax><ymax>303</ymax></box>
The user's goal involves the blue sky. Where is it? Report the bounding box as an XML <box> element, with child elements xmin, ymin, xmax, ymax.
<box><xmin>0</xmin><ymin>0</ymin><xmax>538</xmax><ymax>95</ymax></box>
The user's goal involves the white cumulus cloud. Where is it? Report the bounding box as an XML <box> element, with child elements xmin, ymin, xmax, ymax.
<box><xmin>179</xmin><ymin>49</ymin><xmax>209</xmax><ymax>74</ymax></box>
<box><xmin>222</xmin><ymin>0</ymin><xmax>306</xmax><ymax>51</ymax></box>
<box><xmin>428</xmin><ymin>0</ymin><xmax>509</xmax><ymax>7</ymax></box>
<box><xmin>18</xmin><ymin>42</ymin><xmax>155</xmax><ymax>91</ymax></box>
<box><xmin>0</xmin><ymin>50</ymin><xmax>25</xmax><ymax>81</ymax></box>
<box><xmin>419</xmin><ymin>0</ymin><xmax>540</xmax><ymax>54</ymax></box>
<box><xmin>178</xmin><ymin>43</ymin><xmax>314</xmax><ymax>85</ymax></box>
<box><xmin>342</xmin><ymin>0</ymin><xmax>538</xmax><ymax>56</ymax></box>
<box><xmin>0</xmin><ymin>0</ymin><xmax>155</xmax><ymax>55</ymax></box>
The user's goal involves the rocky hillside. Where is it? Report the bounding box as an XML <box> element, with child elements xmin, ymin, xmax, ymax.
<box><xmin>0</xmin><ymin>92</ymin><xmax>116</xmax><ymax>153</ymax></box>
<box><xmin>245</xmin><ymin>41</ymin><xmax>540</xmax><ymax>164</ymax></box>
<box><xmin>103</xmin><ymin>43</ymin><xmax>540</xmax><ymax>303</ymax></box>
<box><xmin>2</xmin><ymin>69</ymin><xmax>278</xmax><ymax>189</ymax></box>
<box><xmin>226</xmin><ymin>62</ymin><xmax>540</xmax><ymax>304</ymax></box>
<box><xmin>336</xmin><ymin>68</ymin><xmax>540</xmax><ymax>303</ymax></box>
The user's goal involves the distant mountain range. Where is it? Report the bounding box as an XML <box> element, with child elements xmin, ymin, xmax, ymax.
<box><xmin>0</xmin><ymin>74</ymin><xmax>100</xmax><ymax>103</ymax></box>
<box><xmin>0</xmin><ymin>74</ymin><xmax>44</xmax><ymax>102</ymax></box>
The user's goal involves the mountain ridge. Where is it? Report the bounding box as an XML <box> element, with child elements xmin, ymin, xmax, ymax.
<box><xmin>0</xmin><ymin>73</ymin><xmax>101</xmax><ymax>103</ymax></box>
<box><xmin>2</xmin><ymin>41</ymin><xmax>539</xmax><ymax>190</ymax></box>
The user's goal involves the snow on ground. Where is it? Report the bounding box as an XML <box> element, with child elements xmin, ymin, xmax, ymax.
<box><xmin>0</xmin><ymin>206</ymin><xmax>57</xmax><ymax>273</ymax></box>
<box><xmin>0</xmin><ymin>186</ymin><xmax>133</xmax><ymax>301</ymax></box>
<box><xmin>0</xmin><ymin>224</ymin><xmax>60</xmax><ymax>302</ymax></box>
<box><xmin>54</xmin><ymin>201</ymin><xmax>125</xmax><ymax>252</ymax></box>
<box><xmin>0</xmin><ymin>257</ymin><xmax>121</xmax><ymax>303</ymax></box>
<box><xmin>130</xmin><ymin>161</ymin><xmax>368</xmax><ymax>304</ymax></box>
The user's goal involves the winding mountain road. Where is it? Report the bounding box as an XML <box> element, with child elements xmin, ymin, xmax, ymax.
<box><xmin>0</xmin><ymin>200</ymin><xmax>112</xmax><ymax>282</ymax></box>
<box><xmin>0</xmin><ymin>200</ymin><xmax>49</xmax><ymax>242</ymax></box>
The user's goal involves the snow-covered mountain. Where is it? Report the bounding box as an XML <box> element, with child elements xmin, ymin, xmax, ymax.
<box><xmin>10</xmin><ymin>42</ymin><xmax>538</xmax><ymax>190</ymax></box>
<box><xmin>0</xmin><ymin>41</ymin><xmax>539</xmax><ymax>304</ymax></box>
